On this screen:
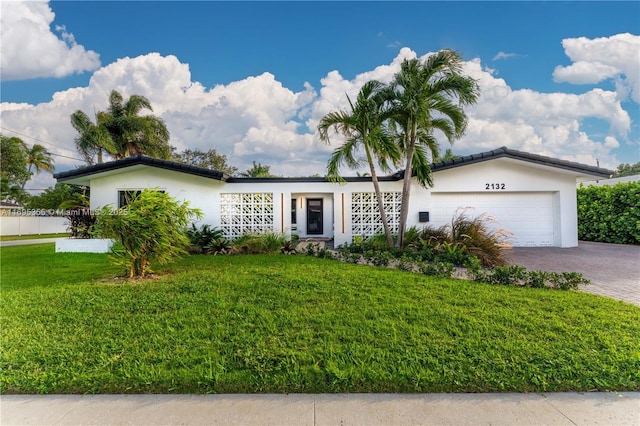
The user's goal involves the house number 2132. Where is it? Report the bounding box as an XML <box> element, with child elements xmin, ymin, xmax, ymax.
<box><xmin>485</xmin><ymin>183</ymin><xmax>506</xmax><ymax>190</ymax></box>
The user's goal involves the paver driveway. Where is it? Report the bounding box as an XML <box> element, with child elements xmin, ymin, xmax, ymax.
<box><xmin>508</xmin><ymin>241</ymin><xmax>640</xmax><ymax>306</ymax></box>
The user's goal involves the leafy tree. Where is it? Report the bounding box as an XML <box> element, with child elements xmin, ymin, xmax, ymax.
<box><xmin>25</xmin><ymin>183</ymin><xmax>88</xmax><ymax>210</ymax></box>
<box><xmin>612</xmin><ymin>162</ymin><xmax>640</xmax><ymax>178</ymax></box>
<box><xmin>171</xmin><ymin>148</ymin><xmax>237</xmax><ymax>175</ymax></box>
<box><xmin>318</xmin><ymin>80</ymin><xmax>401</xmax><ymax>248</ymax></box>
<box><xmin>94</xmin><ymin>189</ymin><xmax>202</xmax><ymax>278</ymax></box>
<box><xmin>439</xmin><ymin>148</ymin><xmax>460</xmax><ymax>161</ymax></box>
<box><xmin>70</xmin><ymin>90</ymin><xmax>170</xmax><ymax>163</ymax></box>
<box><xmin>240</xmin><ymin>161</ymin><xmax>274</xmax><ymax>177</ymax></box>
<box><xmin>385</xmin><ymin>51</ymin><xmax>479</xmax><ymax>247</ymax></box>
<box><xmin>1</xmin><ymin>135</ymin><xmax>30</xmax><ymax>186</ymax></box>
<box><xmin>1</xmin><ymin>135</ymin><xmax>30</xmax><ymax>203</ymax></box>
<box><xmin>22</xmin><ymin>144</ymin><xmax>54</xmax><ymax>189</ymax></box>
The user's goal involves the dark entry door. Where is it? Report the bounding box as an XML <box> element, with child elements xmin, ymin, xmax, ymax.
<box><xmin>307</xmin><ymin>199</ymin><xmax>323</xmax><ymax>235</ymax></box>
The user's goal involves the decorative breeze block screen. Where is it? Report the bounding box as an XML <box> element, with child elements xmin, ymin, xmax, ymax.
<box><xmin>220</xmin><ymin>193</ymin><xmax>274</xmax><ymax>238</ymax></box>
<box><xmin>351</xmin><ymin>192</ymin><xmax>402</xmax><ymax>238</ymax></box>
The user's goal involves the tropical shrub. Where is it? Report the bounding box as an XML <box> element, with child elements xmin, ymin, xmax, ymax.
<box><xmin>230</xmin><ymin>231</ymin><xmax>288</xmax><ymax>254</ymax></box>
<box><xmin>94</xmin><ymin>189</ymin><xmax>202</xmax><ymax>277</ymax></box>
<box><xmin>66</xmin><ymin>208</ymin><xmax>96</xmax><ymax>239</ymax></box>
<box><xmin>468</xmin><ymin>264</ymin><xmax>590</xmax><ymax>290</ymax></box>
<box><xmin>186</xmin><ymin>224</ymin><xmax>225</xmax><ymax>254</ymax></box>
<box><xmin>448</xmin><ymin>209</ymin><xmax>512</xmax><ymax>267</ymax></box>
<box><xmin>577</xmin><ymin>181</ymin><xmax>640</xmax><ymax>244</ymax></box>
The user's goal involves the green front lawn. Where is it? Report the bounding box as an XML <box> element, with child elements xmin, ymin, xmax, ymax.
<box><xmin>1</xmin><ymin>244</ymin><xmax>639</xmax><ymax>394</ymax></box>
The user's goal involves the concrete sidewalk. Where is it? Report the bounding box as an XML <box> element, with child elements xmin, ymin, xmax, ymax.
<box><xmin>2</xmin><ymin>393</ymin><xmax>639</xmax><ymax>425</ymax></box>
<box><xmin>0</xmin><ymin>237</ymin><xmax>65</xmax><ymax>247</ymax></box>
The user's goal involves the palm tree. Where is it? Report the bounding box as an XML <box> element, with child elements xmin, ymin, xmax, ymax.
<box><xmin>70</xmin><ymin>110</ymin><xmax>116</xmax><ymax>165</ymax></box>
<box><xmin>318</xmin><ymin>80</ymin><xmax>401</xmax><ymax>248</ymax></box>
<box><xmin>102</xmin><ymin>90</ymin><xmax>170</xmax><ymax>159</ymax></box>
<box><xmin>22</xmin><ymin>144</ymin><xmax>54</xmax><ymax>189</ymax></box>
<box><xmin>239</xmin><ymin>161</ymin><xmax>274</xmax><ymax>178</ymax></box>
<box><xmin>386</xmin><ymin>50</ymin><xmax>479</xmax><ymax>247</ymax></box>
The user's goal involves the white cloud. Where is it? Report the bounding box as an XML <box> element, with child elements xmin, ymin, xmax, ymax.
<box><xmin>0</xmin><ymin>0</ymin><xmax>100</xmax><ymax>81</ymax></box>
<box><xmin>492</xmin><ymin>51</ymin><xmax>518</xmax><ymax>61</ymax></box>
<box><xmin>553</xmin><ymin>33</ymin><xmax>640</xmax><ymax>103</ymax></box>
<box><xmin>1</xmin><ymin>47</ymin><xmax>632</xmax><ymax>192</ymax></box>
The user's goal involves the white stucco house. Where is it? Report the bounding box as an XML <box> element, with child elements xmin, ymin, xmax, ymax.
<box><xmin>54</xmin><ymin>146</ymin><xmax>611</xmax><ymax>248</ymax></box>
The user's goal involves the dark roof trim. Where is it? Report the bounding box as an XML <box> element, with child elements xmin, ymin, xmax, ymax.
<box><xmin>54</xmin><ymin>155</ymin><xmax>230</xmax><ymax>182</ymax></box>
<box><xmin>55</xmin><ymin>147</ymin><xmax>613</xmax><ymax>184</ymax></box>
<box><xmin>418</xmin><ymin>146</ymin><xmax>612</xmax><ymax>178</ymax></box>
<box><xmin>227</xmin><ymin>176</ymin><xmax>399</xmax><ymax>183</ymax></box>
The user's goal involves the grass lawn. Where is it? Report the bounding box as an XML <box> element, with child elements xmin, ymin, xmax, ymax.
<box><xmin>0</xmin><ymin>233</ymin><xmax>69</xmax><ymax>242</ymax></box>
<box><xmin>1</xmin><ymin>244</ymin><xmax>639</xmax><ymax>394</ymax></box>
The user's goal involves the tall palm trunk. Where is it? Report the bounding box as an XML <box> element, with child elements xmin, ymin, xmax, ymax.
<box><xmin>397</xmin><ymin>122</ymin><xmax>417</xmax><ymax>248</ymax></box>
<box><xmin>365</xmin><ymin>145</ymin><xmax>394</xmax><ymax>248</ymax></box>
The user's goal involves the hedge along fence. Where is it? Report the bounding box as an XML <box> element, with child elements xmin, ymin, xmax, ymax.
<box><xmin>577</xmin><ymin>181</ymin><xmax>640</xmax><ymax>244</ymax></box>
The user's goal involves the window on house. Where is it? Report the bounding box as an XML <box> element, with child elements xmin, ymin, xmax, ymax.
<box><xmin>118</xmin><ymin>190</ymin><xmax>165</xmax><ymax>208</ymax></box>
<box><xmin>291</xmin><ymin>199</ymin><xmax>297</xmax><ymax>225</ymax></box>
<box><xmin>118</xmin><ymin>190</ymin><xmax>141</xmax><ymax>208</ymax></box>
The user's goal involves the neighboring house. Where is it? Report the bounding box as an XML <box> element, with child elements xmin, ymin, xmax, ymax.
<box><xmin>579</xmin><ymin>174</ymin><xmax>640</xmax><ymax>187</ymax></box>
<box><xmin>54</xmin><ymin>146</ymin><xmax>611</xmax><ymax>248</ymax></box>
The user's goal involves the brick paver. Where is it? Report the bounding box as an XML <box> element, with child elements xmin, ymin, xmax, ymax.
<box><xmin>509</xmin><ymin>241</ymin><xmax>640</xmax><ymax>306</ymax></box>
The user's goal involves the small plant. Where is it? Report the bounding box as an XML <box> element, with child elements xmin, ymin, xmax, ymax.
<box><xmin>419</xmin><ymin>261</ymin><xmax>455</xmax><ymax>278</ymax></box>
<box><xmin>93</xmin><ymin>189</ymin><xmax>202</xmax><ymax>278</ymax></box>
<box><xmin>230</xmin><ymin>231</ymin><xmax>286</xmax><ymax>254</ymax></box>
<box><xmin>65</xmin><ymin>208</ymin><xmax>96</xmax><ymax>239</ymax></box>
<box><xmin>448</xmin><ymin>208</ymin><xmax>512</xmax><ymax>267</ymax></box>
<box><xmin>469</xmin><ymin>264</ymin><xmax>590</xmax><ymax>290</ymax></box>
<box><xmin>187</xmin><ymin>224</ymin><xmax>224</xmax><ymax>254</ymax></box>
<box><xmin>206</xmin><ymin>237</ymin><xmax>231</xmax><ymax>255</ymax></box>
<box><xmin>280</xmin><ymin>240</ymin><xmax>298</xmax><ymax>255</ymax></box>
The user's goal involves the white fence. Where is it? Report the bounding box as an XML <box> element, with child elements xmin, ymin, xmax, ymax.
<box><xmin>0</xmin><ymin>216</ymin><xmax>69</xmax><ymax>236</ymax></box>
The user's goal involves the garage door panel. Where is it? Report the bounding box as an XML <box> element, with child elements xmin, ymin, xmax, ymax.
<box><xmin>430</xmin><ymin>192</ymin><xmax>555</xmax><ymax>247</ymax></box>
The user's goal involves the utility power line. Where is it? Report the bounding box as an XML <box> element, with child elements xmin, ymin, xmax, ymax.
<box><xmin>0</xmin><ymin>126</ymin><xmax>85</xmax><ymax>162</ymax></box>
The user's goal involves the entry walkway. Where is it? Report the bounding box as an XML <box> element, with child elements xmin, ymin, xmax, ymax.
<box><xmin>2</xmin><ymin>392</ymin><xmax>639</xmax><ymax>425</ymax></box>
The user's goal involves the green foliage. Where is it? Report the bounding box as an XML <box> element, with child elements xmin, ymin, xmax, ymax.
<box><xmin>94</xmin><ymin>189</ymin><xmax>202</xmax><ymax>277</ymax></box>
<box><xmin>318</xmin><ymin>80</ymin><xmax>402</xmax><ymax>248</ymax></box>
<box><xmin>239</xmin><ymin>161</ymin><xmax>275</xmax><ymax>178</ymax></box>
<box><xmin>448</xmin><ymin>209</ymin><xmax>511</xmax><ymax>267</ymax></box>
<box><xmin>1</xmin><ymin>135</ymin><xmax>30</xmax><ymax>202</ymax></box>
<box><xmin>468</xmin><ymin>264</ymin><xmax>590</xmax><ymax>290</ymax></box>
<box><xmin>230</xmin><ymin>231</ymin><xmax>287</xmax><ymax>254</ymax></box>
<box><xmin>2</xmin><ymin>247</ymin><xmax>639</xmax><ymax>394</ymax></box>
<box><xmin>186</xmin><ymin>224</ymin><xmax>225</xmax><ymax>254</ymax></box>
<box><xmin>577</xmin><ymin>182</ymin><xmax>640</xmax><ymax>244</ymax></box>
<box><xmin>71</xmin><ymin>90</ymin><xmax>171</xmax><ymax>164</ymax></box>
<box><xmin>65</xmin><ymin>208</ymin><xmax>96</xmax><ymax>239</ymax></box>
<box><xmin>612</xmin><ymin>162</ymin><xmax>640</xmax><ymax>178</ymax></box>
<box><xmin>25</xmin><ymin>183</ymin><xmax>88</xmax><ymax>210</ymax></box>
<box><xmin>171</xmin><ymin>148</ymin><xmax>238</xmax><ymax>175</ymax></box>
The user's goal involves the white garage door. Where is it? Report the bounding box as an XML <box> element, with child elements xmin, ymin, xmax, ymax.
<box><xmin>430</xmin><ymin>192</ymin><xmax>555</xmax><ymax>247</ymax></box>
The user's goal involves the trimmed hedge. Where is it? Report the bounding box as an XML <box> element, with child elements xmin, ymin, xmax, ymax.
<box><xmin>577</xmin><ymin>181</ymin><xmax>640</xmax><ymax>244</ymax></box>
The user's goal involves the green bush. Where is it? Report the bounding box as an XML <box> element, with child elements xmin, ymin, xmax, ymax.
<box><xmin>468</xmin><ymin>264</ymin><xmax>590</xmax><ymax>290</ymax></box>
<box><xmin>577</xmin><ymin>181</ymin><xmax>640</xmax><ymax>244</ymax></box>
<box><xmin>230</xmin><ymin>231</ymin><xmax>287</xmax><ymax>254</ymax></box>
<box><xmin>94</xmin><ymin>189</ymin><xmax>202</xmax><ymax>277</ymax></box>
<box><xmin>186</xmin><ymin>224</ymin><xmax>225</xmax><ymax>254</ymax></box>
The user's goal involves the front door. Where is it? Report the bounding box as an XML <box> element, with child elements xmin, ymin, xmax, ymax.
<box><xmin>307</xmin><ymin>198</ymin><xmax>323</xmax><ymax>235</ymax></box>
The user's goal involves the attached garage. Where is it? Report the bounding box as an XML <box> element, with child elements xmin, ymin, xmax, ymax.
<box><xmin>430</xmin><ymin>192</ymin><xmax>556</xmax><ymax>246</ymax></box>
<box><xmin>425</xmin><ymin>147</ymin><xmax>612</xmax><ymax>248</ymax></box>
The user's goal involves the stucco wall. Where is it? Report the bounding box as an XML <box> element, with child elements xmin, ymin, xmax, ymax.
<box><xmin>85</xmin><ymin>158</ymin><xmax>581</xmax><ymax>247</ymax></box>
<box><xmin>431</xmin><ymin>158</ymin><xmax>579</xmax><ymax>247</ymax></box>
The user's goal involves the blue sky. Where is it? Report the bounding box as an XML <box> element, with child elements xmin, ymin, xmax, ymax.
<box><xmin>1</xmin><ymin>1</ymin><xmax>639</xmax><ymax>190</ymax></box>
